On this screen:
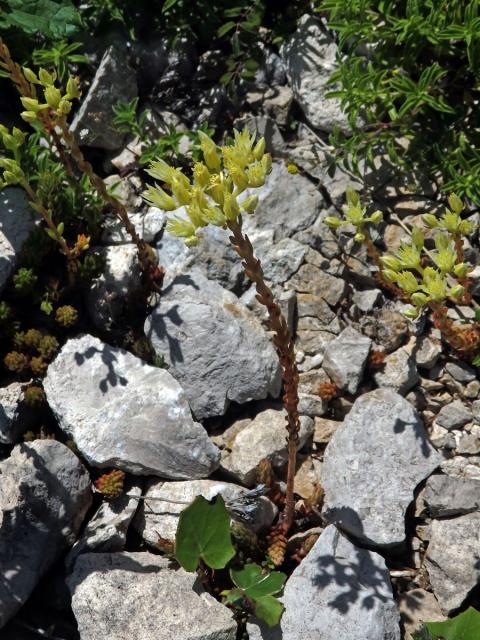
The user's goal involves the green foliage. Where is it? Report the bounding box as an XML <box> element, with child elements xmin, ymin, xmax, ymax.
<box><xmin>32</xmin><ymin>41</ymin><xmax>87</xmax><ymax>80</ymax></box>
<box><xmin>0</xmin><ymin>0</ymin><xmax>82</xmax><ymax>40</ymax></box>
<box><xmin>413</xmin><ymin>606</ymin><xmax>480</xmax><ymax>640</ymax></box>
<box><xmin>13</xmin><ymin>267</ymin><xmax>37</xmax><ymax>296</ymax></box>
<box><xmin>225</xmin><ymin>563</ymin><xmax>286</xmax><ymax>627</ymax></box>
<box><xmin>175</xmin><ymin>495</ymin><xmax>236</xmax><ymax>572</ymax></box>
<box><xmin>321</xmin><ymin>0</ymin><xmax>480</xmax><ymax>204</ymax></box>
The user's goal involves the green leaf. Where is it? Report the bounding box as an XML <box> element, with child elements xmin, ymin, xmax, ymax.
<box><xmin>217</xmin><ymin>21</ymin><xmax>236</xmax><ymax>37</ymax></box>
<box><xmin>230</xmin><ymin>564</ymin><xmax>286</xmax><ymax>600</ymax></box>
<box><xmin>414</xmin><ymin>607</ymin><xmax>480</xmax><ymax>640</ymax></box>
<box><xmin>175</xmin><ymin>495</ymin><xmax>235</xmax><ymax>572</ymax></box>
<box><xmin>254</xmin><ymin>595</ymin><xmax>284</xmax><ymax>627</ymax></box>
<box><xmin>1</xmin><ymin>0</ymin><xmax>81</xmax><ymax>39</ymax></box>
<box><xmin>229</xmin><ymin>563</ymin><xmax>286</xmax><ymax>627</ymax></box>
<box><xmin>162</xmin><ymin>0</ymin><xmax>180</xmax><ymax>12</ymax></box>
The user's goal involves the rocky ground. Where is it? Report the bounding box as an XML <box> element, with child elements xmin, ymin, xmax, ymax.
<box><xmin>1</xmin><ymin>12</ymin><xmax>480</xmax><ymax>640</ymax></box>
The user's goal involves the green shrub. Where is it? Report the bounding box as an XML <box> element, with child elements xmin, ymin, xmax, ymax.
<box><xmin>320</xmin><ymin>0</ymin><xmax>480</xmax><ymax>204</ymax></box>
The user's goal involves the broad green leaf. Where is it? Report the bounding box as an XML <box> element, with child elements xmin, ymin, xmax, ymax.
<box><xmin>2</xmin><ymin>0</ymin><xmax>81</xmax><ymax>39</ymax></box>
<box><xmin>217</xmin><ymin>21</ymin><xmax>236</xmax><ymax>37</ymax></box>
<box><xmin>162</xmin><ymin>0</ymin><xmax>180</xmax><ymax>12</ymax></box>
<box><xmin>175</xmin><ymin>495</ymin><xmax>235</xmax><ymax>572</ymax></box>
<box><xmin>230</xmin><ymin>564</ymin><xmax>286</xmax><ymax>600</ymax></box>
<box><xmin>229</xmin><ymin>563</ymin><xmax>286</xmax><ymax>627</ymax></box>
<box><xmin>255</xmin><ymin>595</ymin><xmax>284</xmax><ymax>627</ymax></box>
<box><xmin>413</xmin><ymin>607</ymin><xmax>480</xmax><ymax>640</ymax></box>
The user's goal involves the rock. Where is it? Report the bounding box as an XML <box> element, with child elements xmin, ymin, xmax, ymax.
<box><xmin>133</xmin><ymin>479</ymin><xmax>276</xmax><ymax>544</ymax></box>
<box><xmin>456</xmin><ymin>425</ymin><xmax>480</xmax><ymax>454</ymax></box>
<box><xmin>86</xmin><ymin>244</ymin><xmax>142</xmax><ymax>330</ymax></box>
<box><xmin>289</xmin><ymin>263</ymin><xmax>346</xmax><ymax>307</ymax></box>
<box><xmin>352</xmin><ymin>288</ymin><xmax>382</xmax><ymax>313</ymax></box>
<box><xmin>374</xmin><ymin>347</ymin><xmax>419</xmax><ymax>395</ymax></box>
<box><xmin>296</xmin><ymin>293</ymin><xmax>337</xmax><ymax>324</ymax></box>
<box><xmin>294</xmin><ymin>456</ymin><xmax>323</xmax><ymax>500</ymax></box>
<box><xmin>157</xmin><ymin>222</ymin><xmax>245</xmax><ymax>292</ymax></box>
<box><xmin>0</xmin><ymin>187</ymin><xmax>36</xmax><ymax>293</ymax></box>
<box><xmin>243</xmin><ymin>162</ymin><xmax>323</xmax><ymax>241</ymax></box>
<box><xmin>360</xmin><ymin>306</ymin><xmax>409</xmax><ymax>353</ymax></box>
<box><xmin>425</xmin><ymin>513</ymin><xmax>480</xmax><ymax>613</ymax></box>
<box><xmin>282</xmin><ymin>16</ymin><xmax>350</xmax><ymax>133</ymax></box>
<box><xmin>247</xmin><ymin>525</ymin><xmax>400</xmax><ymax>640</ymax></box>
<box><xmin>435</xmin><ymin>399</ymin><xmax>472</xmax><ymax>430</ymax></box>
<box><xmin>322</xmin><ymin>389</ymin><xmax>442</xmax><ymax>546</ymax></box>
<box><xmin>414</xmin><ymin>335</ymin><xmax>442</xmax><ymax>369</ymax></box>
<box><xmin>0</xmin><ymin>440</ymin><xmax>91</xmax><ymax>628</ymax></box>
<box><xmin>441</xmin><ymin>455</ymin><xmax>480</xmax><ymax>480</ymax></box>
<box><xmin>0</xmin><ymin>382</ymin><xmax>34</xmax><ymax>444</ymax></box>
<box><xmin>473</xmin><ymin>400</ymin><xmax>480</xmax><ymax>424</ymax></box>
<box><xmin>398</xmin><ymin>589</ymin><xmax>443</xmax><ymax>640</ymax></box>
<box><xmin>241</xmin><ymin>286</ymin><xmax>296</xmax><ymax>336</ymax></box>
<box><xmin>423</xmin><ymin>474</ymin><xmax>480</xmax><ymax>517</ymax></box>
<box><xmin>313</xmin><ymin>417</ymin><xmax>341</xmax><ymax>445</ymax></box>
<box><xmin>66</xmin><ymin>484</ymin><xmax>142</xmax><ymax>570</ymax></box>
<box><xmin>44</xmin><ymin>334</ymin><xmax>219</xmax><ymax>478</ymax></box>
<box><xmin>322</xmin><ymin>327</ymin><xmax>372</xmax><ymax>394</ymax></box>
<box><xmin>255</xmin><ymin>237</ymin><xmax>306</xmax><ymax>285</ymax></box>
<box><xmin>445</xmin><ymin>360</ymin><xmax>477</xmax><ymax>383</ymax></box>
<box><xmin>71</xmin><ymin>46</ymin><xmax>137</xmax><ymax>150</ymax></box>
<box><xmin>145</xmin><ymin>271</ymin><xmax>281</xmax><ymax>419</ymax></box>
<box><xmin>292</xmin><ymin>209</ymin><xmax>341</xmax><ymax>259</ymax></box>
<box><xmin>264</xmin><ymin>86</ymin><xmax>294</xmax><ymax>127</ymax></box>
<box><xmin>101</xmin><ymin>207</ymin><xmax>165</xmax><ymax>244</ymax></box>
<box><xmin>220</xmin><ymin>408</ymin><xmax>314</xmax><ymax>487</ymax></box>
<box><xmin>67</xmin><ymin>552</ymin><xmax>237</xmax><ymax>640</ymax></box>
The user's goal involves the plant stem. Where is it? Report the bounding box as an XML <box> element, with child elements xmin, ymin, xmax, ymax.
<box><xmin>227</xmin><ymin>215</ymin><xmax>299</xmax><ymax>531</ymax></box>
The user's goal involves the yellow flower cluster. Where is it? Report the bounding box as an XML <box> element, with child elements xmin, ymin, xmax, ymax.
<box><xmin>19</xmin><ymin>67</ymin><xmax>81</xmax><ymax>124</ymax></box>
<box><xmin>142</xmin><ymin>128</ymin><xmax>272</xmax><ymax>246</ymax></box>
<box><xmin>327</xmin><ymin>189</ymin><xmax>474</xmax><ymax>319</ymax></box>
<box><xmin>325</xmin><ymin>187</ymin><xmax>383</xmax><ymax>241</ymax></box>
<box><xmin>0</xmin><ymin>125</ymin><xmax>27</xmax><ymax>187</ymax></box>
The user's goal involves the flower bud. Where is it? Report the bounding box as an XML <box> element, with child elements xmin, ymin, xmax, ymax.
<box><xmin>38</xmin><ymin>68</ymin><xmax>56</xmax><ymax>86</ymax></box>
<box><xmin>223</xmin><ymin>192</ymin><xmax>240</xmax><ymax>221</ymax></box>
<box><xmin>403</xmin><ymin>306</ymin><xmax>420</xmax><ymax>319</ymax></box>
<box><xmin>411</xmin><ymin>292</ymin><xmax>428</xmax><ymax>307</ymax></box>
<box><xmin>171</xmin><ymin>177</ymin><xmax>191</xmax><ymax>206</ymax></box>
<box><xmin>44</xmin><ymin>86</ymin><xmax>62</xmax><ymax>109</ymax></box>
<box><xmin>369</xmin><ymin>210</ymin><xmax>383</xmax><ymax>224</ymax></box>
<box><xmin>450</xmin><ymin>284</ymin><xmax>465</xmax><ymax>299</ymax></box>
<box><xmin>193</xmin><ymin>163</ymin><xmax>210</xmax><ymax>188</ymax></box>
<box><xmin>448</xmin><ymin>193</ymin><xmax>463</xmax><ymax>214</ymax></box>
<box><xmin>22</xmin><ymin>67</ymin><xmax>39</xmax><ymax>83</ymax></box>
<box><xmin>381</xmin><ymin>269</ymin><xmax>398</xmax><ymax>283</ymax></box>
<box><xmin>380</xmin><ymin>255</ymin><xmax>401</xmax><ymax>271</ymax></box>
<box><xmin>252</xmin><ymin>137</ymin><xmax>266</xmax><ymax>160</ymax></box>
<box><xmin>20</xmin><ymin>97</ymin><xmax>43</xmax><ymax>113</ymax></box>
<box><xmin>20</xmin><ymin>111</ymin><xmax>38</xmax><ymax>123</ymax></box>
<box><xmin>453</xmin><ymin>262</ymin><xmax>469</xmax><ymax>278</ymax></box>
<box><xmin>324</xmin><ymin>216</ymin><xmax>342</xmax><ymax>229</ymax></box>
<box><xmin>66</xmin><ymin>76</ymin><xmax>81</xmax><ymax>99</ymax></box>
<box><xmin>423</xmin><ymin>213</ymin><xmax>439</xmax><ymax>228</ymax></box>
<box><xmin>354</xmin><ymin>232</ymin><xmax>366</xmax><ymax>242</ymax></box>
<box><xmin>241</xmin><ymin>194</ymin><xmax>259</xmax><ymax>214</ymax></box>
<box><xmin>346</xmin><ymin>187</ymin><xmax>360</xmax><ymax>207</ymax></box>
<box><xmin>411</xmin><ymin>227</ymin><xmax>424</xmax><ymax>250</ymax></box>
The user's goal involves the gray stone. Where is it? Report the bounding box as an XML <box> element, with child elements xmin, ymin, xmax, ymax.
<box><xmin>282</xmin><ymin>16</ymin><xmax>351</xmax><ymax>134</ymax></box>
<box><xmin>0</xmin><ymin>382</ymin><xmax>34</xmax><ymax>444</ymax></box>
<box><xmin>456</xmin><ymin>425</ymin><xmax>480</xmax><ymax>454</ymax></box>
<box><xmin>67</xmin><ymin>552</ymin><xmax>237</xmax><ymax>640</ymax></box>
<box><xmin>473</xmin><ymin>399</ymin><xmax>480</xmax><ymax>424</ymax></box>
<box><xmin>423</xmin><ymin>474</ymin><xmax>480</xmax><ymax>517</ymax></box>
<box><xmin>264</xmin><ymin>86</ymin><xmax>294</xmax><ymax>127</ymax></box>
<box><xmin>313</xmin><ymin>417</ymin><xmax>341</xmax><ymax>445</ymax></box>
<box><xmin>374</xmin><ymin>347</ymin><xmax>419</xmax><ymax>395</ymax></box>
<box><xmin>86</xmin><ymin>244</ymin><xmax>141</xmax><ymax>330</ymax></box>
<box><xmin>241</xmin><ymin>286</ymin><xmax>296</xmax><ymax>336</ymax></box>
<box><xmin>220</xmin><ymin>408</ymin><xmax>314</xmax><ymax>487</ymax></box>
<box><xmin>145</xmin><ymin>271</ymin><xmax>281</xmax><ymax>419</ymax></box>
<box><xmin>425</xmin><ymin>513</ymin><xmax>480</xmax><ymax>613</ymax></box>
<box><xmin>101</xmin><ymin>207</ymin><xmax>165</xmax><ymax>244</ymax></box>
<box><xmin>352</xmin><ymin>288</ymin><xmax>382</xmax><ymax>313</ymax></box>
<box><xmin>66</xmin><ymin>484</ymin><xmax>142</xmax><ymax>570</ymax></box>
<box><xmin>322</xmin><ymin>389</ymin><xmax>442</xmax><ymax>546</ymax></box>
<box><xmin>71</xmin><ymin>46</ymin><xmax>137</xmax><ymax>150</ymax></box>
<box><xmin>255</xmin><ymin>237</ymin><xmax>306</xmax><ymax>285</ymax></box>
<box><xmin>243</xmin><ymin>162</ymin><xmax>323</xmax><ymax>241</ymax></box>
<box><xmin>441</xmin><ymin>455</ymin><xmax>480</xmax><ymax>480</ymax></box>
<box><xmin>0</xmin><ymin>187</ymin><xmax>36</xmax><ymax>292</ymax></box>
<box><xmin>298</xmin><ymin>393</ymin><xmax>328</xmax><ymax>417</ymax></box>
<box><xmin>247</xmin><ymin>525</ymin><xmax>400</xmax><ymax>640</ymax></box>
<box><xmin>414</xmin><ymin>335</ymin><xmax>442</xmax><ymax>370</ymax></box>
<box><xmin>398</xmin><ymin>589</ymin><xmax>443</xmax><ymax>640</ymax></box>
<box><xmin>134</xmin><ymin>479</ymin><xmax>276</xmax><ymax>544</ymax></box>
<box><xmin>296</xmin><ymin>293</ymin><xmax>336</xmax><ymax>323</ymax></box>
<box><xmin>435</xmin><ymin>399</ymin><xmax>472</xmax><ymax>430</ymax></box>
<box><xmin>157</xmin><ymin>223</ymin><xmax>244</xmax><ymax>292</ymax></box>
<box><xmin>44</xmin><ymin>334</ymin><xmax>220</xmax><ymax>478</ymax></box>
<box><xmin>0</xmin><ymin>440</ymin><xmax>91</xmax><ymax>628</ymax></box>
<box><xmin>323</xmin><ymin>327</ymin><xmax>372</xmax><ymax>394</ymax></box>
<box><xmin>360</xmin><ymin>306</ymin><xmax>409</xmax><ymax>353</ymax></box>
<box><xmin>445</xmin><ymin>360</ymin><xmax>477</xmax><ymax>383</ymax></box>
<box><xmin>289</xmin><ymin>263</ymin><xmax>346</xmax><ymax>307</ymax></box>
